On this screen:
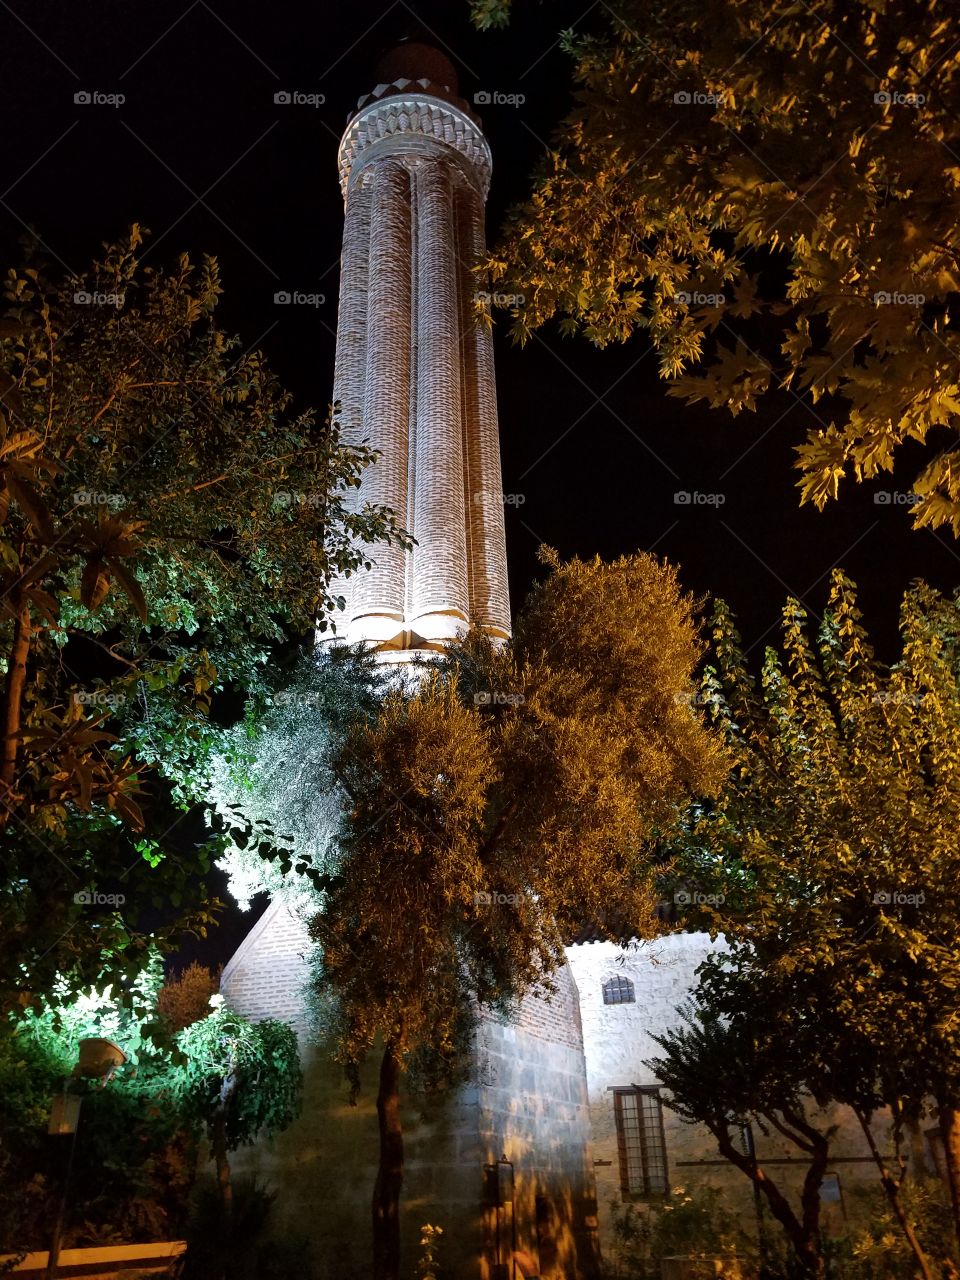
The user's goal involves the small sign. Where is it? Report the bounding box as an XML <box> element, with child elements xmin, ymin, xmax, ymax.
<box><xmin>820</xmin><ymin>1173</ymin><xmax>841</xmax><ymax>1203</ymax></box>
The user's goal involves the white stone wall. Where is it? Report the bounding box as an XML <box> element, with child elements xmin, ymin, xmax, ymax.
<box><xmin>566</xmin><ymin>933</ymin><xmax>896</xmax><ymax>1258</ymax></box>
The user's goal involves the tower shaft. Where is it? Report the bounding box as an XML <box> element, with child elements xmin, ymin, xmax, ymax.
<box><xmin>326</xmin><ymin>65</ymin><xmax>510</xmax><ymax>656</ymax></box>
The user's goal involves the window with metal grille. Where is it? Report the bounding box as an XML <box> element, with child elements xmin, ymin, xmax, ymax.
<box><xmin>613</xmin><ymin>1087</ymin><xmax>668</xmax><ymax>1198</ymax></box>
<box><xmin>602</xmin><ymin>975</ymin><xmax>636</xmax><ymax>1005</ymax></box>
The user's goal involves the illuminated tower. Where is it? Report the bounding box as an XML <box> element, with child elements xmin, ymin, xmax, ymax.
<box><xmin>326</xmin><ymin>42</ymin><xmax>511</xmax><ymax>656</ymax></box>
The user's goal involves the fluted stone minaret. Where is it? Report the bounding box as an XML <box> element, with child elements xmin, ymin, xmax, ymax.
<box><xmin>325</xmin><ymin>43</ymin><xmax>511</xmax><ymax>657</ymax></box>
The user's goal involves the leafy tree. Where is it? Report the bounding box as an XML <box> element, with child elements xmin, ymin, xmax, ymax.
<box><xmin>0</xmin><ymin>955</ymin><xmax>300</xmax><ymax>1258</ymax></box>
<box><xmin>156</xmin><ymin>962</ymin><xmax>221</xmax><ymax>1033</ymax></box>
<box><xmin>0</xmin><ymin>228</ymin><xmax>406</xmax><ymax>1007</ymax></box>
<box><xmin>294</xmin><ymin>550</ymin><xmax>727</xmax><ymax>1280</ymax></box>
<box><xmin>648</xmin><ymin>1004</ymin><xmax>838</xmax><ymax>1278</ymax></box>
<box><xmin>471</xmin><ymin>0</ymin><xmax>960</xmax><ymax>531</ymax></box>
<box><xmin>175</xmin><ymin>996</ymin><xmax>301</xmax><ymax>1224</ymax></box>
<box><xmin>655</xmin><ymin>571</ymin><xmax>960</xmax><ymax>1273</ymax></box>
<box><xmin>0</xmin><ymin>954</ymin><xmax>192</xmax><ymax>1251</ymax></box>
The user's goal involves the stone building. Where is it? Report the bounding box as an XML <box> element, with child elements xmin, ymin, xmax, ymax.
<box><xmin>221</xmin><ymin>42</ymin><xmax>893</xmax><ymax>1280</ymax></box>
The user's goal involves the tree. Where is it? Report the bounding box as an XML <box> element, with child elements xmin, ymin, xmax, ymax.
<box><xmin>470</xmin><ymin>0</ymin><xmax>960</xmax><ymax>531</ymax></box>
<box><xmin>175</xmin><ymin>997</ymin><xmax>301</xmax><ymax>1227</ymax></box>
<box><xmin>0</xmin><ymin>228</ymin><xmax>406</xmax><ymax>1007</ymax></box>
<box><xmin>0</xmin><ymin>955</ymin><xmax>301</xmax><ymax>1258</ymax></box>
<box><xmin>306</xmin><ymin>550</ymin><xmax>728</xmax><ymax>1280</ymax></box>
<box><xmin>157</xmin><ymin>962</ymin><xmax>221</xmax><ymax>1033</ymax></box>
<box><xmin>657</xmin><ymin>571</ymin><xmax>960</xmax><ymax>1271</ymax></box>
<box><xmin>1</xmin><ymin>953</ymin><xmax>193</xmax><ymax>1251</ymax></box>
<box><xmin>648</xmin><ymin>1005</ymin><xmax>834</xmax><ymax>1277</ymax></box>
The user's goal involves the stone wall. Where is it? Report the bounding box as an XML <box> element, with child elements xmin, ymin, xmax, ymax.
<box><xmin>565</xmin><ymin>933</ymin><xmax>898</xmax><ymax>1260</ymax></box>
<box><xmin>475</xmin><ymin>967</ymin><xmax>600</xmax><ymax>1279</ymax></box>
<box><xmin>221</xmin><ymin>902</ymin><xmax>599</xmax><ymax>1280</ymax></box>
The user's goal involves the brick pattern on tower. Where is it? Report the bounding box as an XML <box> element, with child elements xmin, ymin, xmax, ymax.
<box><xmin>324</xmin><ymin>70</ymin><xmax>510</xmax><ymax>657</ymax></box>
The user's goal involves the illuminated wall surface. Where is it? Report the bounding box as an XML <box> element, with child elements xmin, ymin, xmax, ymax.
<box><xmin>223</xmin><ymin>44</ymin><xmax>906</xmax><ymax>1280</ymax></box>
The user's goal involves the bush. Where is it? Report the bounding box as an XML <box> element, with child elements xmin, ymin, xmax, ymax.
<box><xmin>181</xmin><ymin>1176</ymin><xmax>313</xmax><ymax>1280</ymax></box>
<box><xmin>606</xmin><ymin>1184</ymin><xmax>752</xmax><ymax>1280</ymax></box>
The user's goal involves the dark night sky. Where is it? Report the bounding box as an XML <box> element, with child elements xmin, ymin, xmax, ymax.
<box><xmin>2</xmin><ymin>1</ymin><xmax>955</xmax><ymax>963</ymax></box>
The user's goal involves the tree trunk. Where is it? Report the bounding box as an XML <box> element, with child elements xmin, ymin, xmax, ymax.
<box><xmin>937</xmin><ymin>1103</ymin><xmax>960</xmax><ymax>1252</ymax></box>
<box><xmin>714</xmin><ymin>1124</ymin><xmax>825</xmax><ymax>1277</ymax></box>
<box><xmin>855</xmin><ymin>1107</ymin><xmax>933</xmax><ymax>1280</ymax></box>
<box><xmin>212</xmin><ymin>1068</ymin><xmax>238</xmax><ymax>1218</ymax></box>
<box><xmin>0</xmin><ymin>595</ymin><xmax>30</xmax><ymax>817</ymax></box>
<box><xmin>372</xmin><ymin>1038</ymin><xmax>404</xmax><ymax>1280</ymax></box>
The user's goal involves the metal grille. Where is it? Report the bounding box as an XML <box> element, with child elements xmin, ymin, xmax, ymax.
<box><xmin>602</xmin><ymin>975</ymin><xmax>636</xmax><ymax>1005</ymax></box>
<box><xmin>614</xmin><ymin>1088</ymin><xmax>668</xmax><ymax>1198</ymax></box>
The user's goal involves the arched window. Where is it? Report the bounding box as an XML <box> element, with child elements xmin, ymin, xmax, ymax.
<box><xmin>602</xmin><ymin>975</ymin><xmax>635</xmax><ymax>1005</ymax></box>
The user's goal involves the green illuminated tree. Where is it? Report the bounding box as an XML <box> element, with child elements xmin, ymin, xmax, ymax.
<box><xmin>176</xmin><ymin>997</ymin><xmax>301</xmax><ymax>1222</ymax></box>
<box><xmin>0</xmin><ymin>228</ymin><xmax>405</xmax><ymax>1008</ymax></box>
<box><xmin>472</xmin><ymin>0</ymin><xmax>960</xmax><ymax>530</ymax></box>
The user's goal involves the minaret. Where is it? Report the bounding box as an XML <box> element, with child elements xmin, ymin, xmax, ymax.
<box><xmin>326</xmin><ymin>42</ymin><xmax>511</xmax><ymax>657</ymax></box>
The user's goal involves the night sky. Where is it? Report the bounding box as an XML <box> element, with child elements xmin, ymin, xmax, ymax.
<box><xmin>2</xmin><ymin>1</ymin><xmax>954</xmax><ymax>962</ymax></box>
